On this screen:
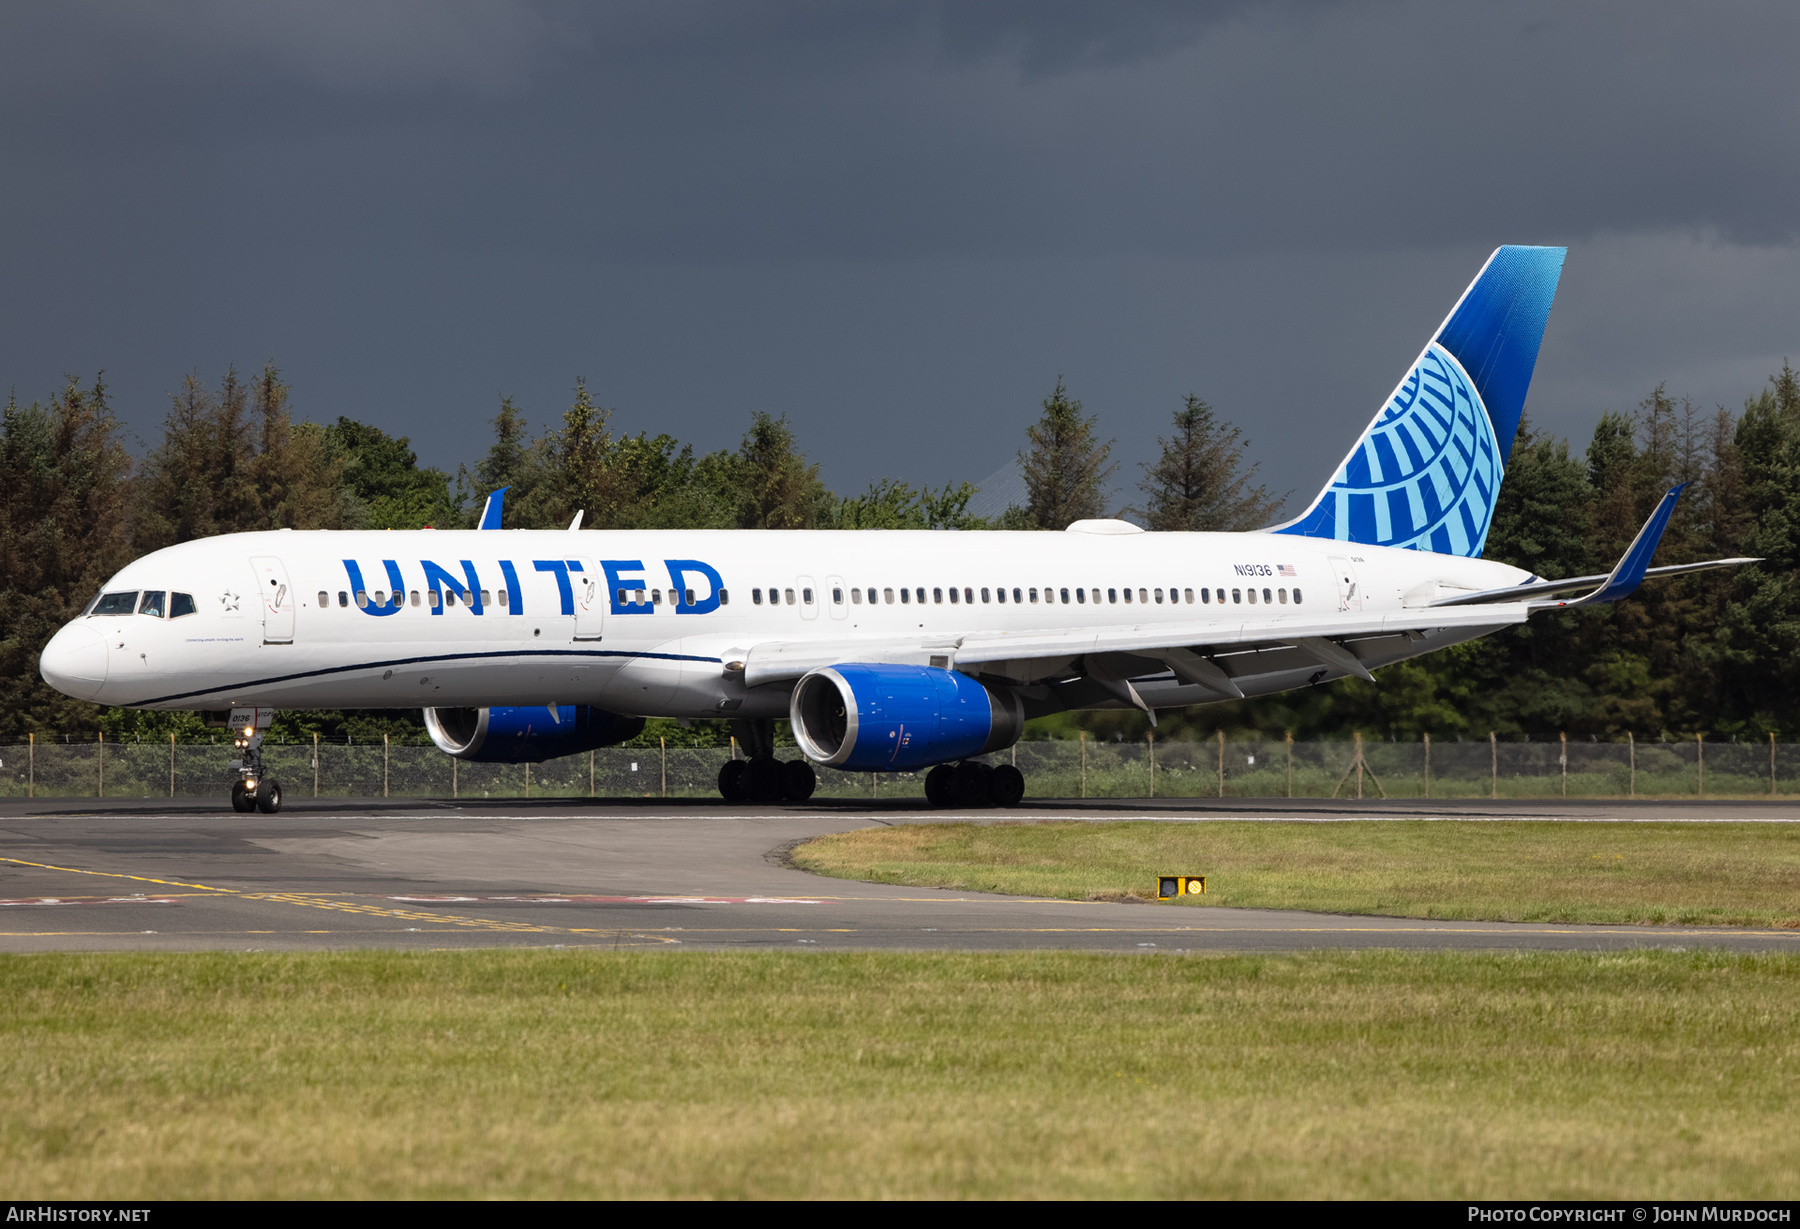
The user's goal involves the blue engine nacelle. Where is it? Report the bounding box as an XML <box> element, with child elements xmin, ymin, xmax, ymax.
<box><xmin>789</xmin><ymin>664</ymin><xmax>1025</xmax><ymax>772</ymax></box>
<box><xmin>423</xmin><ymin>705</ymin><xmax>645</xmax><ymax>763</ymax></box>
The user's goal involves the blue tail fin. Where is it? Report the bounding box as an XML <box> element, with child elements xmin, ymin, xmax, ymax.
<box><xmin>1272</xmin><ymin>245</ymin><xmax>1565</xmax><ymax>557</ymax></box>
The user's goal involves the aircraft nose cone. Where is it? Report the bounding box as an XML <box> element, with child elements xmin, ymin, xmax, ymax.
<box><xmin>40</xmin><ymin>623</ymin><xmax>108</xmax><ymax>700</ymax></box>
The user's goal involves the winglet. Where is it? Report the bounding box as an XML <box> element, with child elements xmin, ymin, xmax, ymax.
<box><xmin>478</xmin><ymin>487</ymin><xmax>509</xmax><ymax>530</ymax></box>
<box><xmin>1552</xmin><ymin>484</ymin><xmax>1686</xmax><ymax>607</ymax></box>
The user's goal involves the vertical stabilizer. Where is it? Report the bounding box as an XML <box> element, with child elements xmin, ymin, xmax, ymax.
<box><xmin>1272</xmin><ymin>245</ymin><xmax>1565</xmax><ymax>557</ymax></box>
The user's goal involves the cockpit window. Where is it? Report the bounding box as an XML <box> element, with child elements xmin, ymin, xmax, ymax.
<box><xmin>170</xmin><ymin>593</ymin><xmax>198</xmax><ymax>619</ymax></box>
<box><xmin>138</xmin><ymin>591</ymin><xmax>166</xmax><ymax>617</ymax></box>
<box><xmin>92</xmin><ymin>591</ymin><xmax>138</xmax><ymax>615</ymax></box>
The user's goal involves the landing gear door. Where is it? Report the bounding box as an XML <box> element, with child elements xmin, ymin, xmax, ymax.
<box><xmin>1328</xmin><ymin>556</ymin><xmax>1362</xmax><ymax>613</ymax></box>
<box><xmin>250</xmin><ymin>556</ymin><xmax>295</xmax><ymax>644</ymax></box>
<box><xmin>572</xmin><ymin>560</ymin><xmax>604</xmax><ymax>641</ymax></box>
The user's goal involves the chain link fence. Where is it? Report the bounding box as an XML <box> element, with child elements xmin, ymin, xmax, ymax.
<box><xmin>2</xmin><ymin>734</ymin><xmax>1796</xmax><ymax>801</ymax></box>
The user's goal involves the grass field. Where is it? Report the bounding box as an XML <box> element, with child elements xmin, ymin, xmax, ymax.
<box><xmin>793</xmin><ymin>820</ymin><xmax>1800</xmax><ymax>927</ymax></box>
<box><xmin>3</xmin><ymin>949</ymin><xmax>1798</xmax><ymax>1199</ymax></box>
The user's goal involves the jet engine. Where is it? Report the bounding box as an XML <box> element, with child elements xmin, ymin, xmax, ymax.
<box><xmin>423</xmin><ymin>705</ymin><xmax>645</xmax><ymax>763</ymax></box>
<box><xmin>789</xmin><ymin>663</ymin><xmax>1024</xmax><ymax>772</ymax></box>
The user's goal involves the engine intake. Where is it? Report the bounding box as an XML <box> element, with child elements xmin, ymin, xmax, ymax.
<box><xmin>789</xmin><ymin>663</ymin><xmax>1024</xmax><ymax>772</ymax></box>
<box><xmin>423</xmin><ymin>705</ymin><xmax>644</xmax><ymax>763</ymax></box>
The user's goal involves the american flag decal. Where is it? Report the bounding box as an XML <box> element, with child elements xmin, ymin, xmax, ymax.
<box><xmin>1278</xmin><ymin>564</ymin><xmax>1297</xmax><ymax>577</ymax></box>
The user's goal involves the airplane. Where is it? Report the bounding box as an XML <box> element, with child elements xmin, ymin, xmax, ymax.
<box><xmin>37</xmin><ymin>245</ymin><xmax>1756</xmax><ymax>813</ymax></box>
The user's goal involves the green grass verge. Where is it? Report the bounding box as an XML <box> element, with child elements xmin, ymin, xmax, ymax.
<box><xmin>793</xmin><ymin>820</ymin><xmax>1800</xmax><ymax>926</ymax></box>
<box><xmin>3</xmin><ymin>949</ymin><xmax>1798</xmax><ymax>1198</ymax></box>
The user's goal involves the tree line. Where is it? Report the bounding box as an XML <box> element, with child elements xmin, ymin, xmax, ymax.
<box><xmin>3</xmin><ymin>359</ymin><xmax>1797</xmax><ymax>745</ymax></box>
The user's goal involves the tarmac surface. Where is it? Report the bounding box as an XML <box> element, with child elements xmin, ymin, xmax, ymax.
<box><xmin>2</xmin><ymin>794</ymin><xmax>1798</xmax><ymax>954</ymax></box>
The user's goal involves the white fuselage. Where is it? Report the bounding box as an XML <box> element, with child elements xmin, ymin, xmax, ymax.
<box><xmin>40</xmin><ymin>525</ymin><xmax>1534</xmax><ymax>719</ymax></box>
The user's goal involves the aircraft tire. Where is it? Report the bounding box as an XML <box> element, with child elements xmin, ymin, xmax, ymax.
<box><xmin>988</xmin><ymin>764</ymin><xmax>1025</xmax><ymax>808</ymax></box>
<box><xmin>744</xmin><ymin>756</ymin><xmax>784</xmax><ymax>804</ymax></box>
<box><xmin>254</xmin><ymin>779</ymin><xmax>282</xmax><ymax>815</ymax></box>
<box><xmin>948</xmin><ymin>761</ymin><xmax>990</xmax><ymax>809</ymax></box>
<box><xmin>781</xmin><ymin>759</ymin><xmax>817</xmax><ymax>802</ymax></box>
<box><xmin>923</xmin><ymin>764</ymin><xmax>952</xmax><ymax>808</ymax></box>
<box><xmin>717</xmin><ymin>759</ymin><xmax>749</xmax><ymax>802</ymax></box>
<box><xmin>230</xmin><ymin>780</ymin><xmax>254</xmax><ymax>813</ymax></box>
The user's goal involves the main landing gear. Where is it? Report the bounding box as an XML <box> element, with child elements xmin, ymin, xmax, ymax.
<box><xmin>227</xmin><ymin>708</ymin><xmax>283</xmax><ymax>814</ymax></box>
<box><xmin>718</xmin><ymin>717</ymin><xmax>814</xmax><ymax>803</ymax></box>
<box><xmin>924</xmin><ymin>760</ymin><xmax>1025</xmax><ymax>809</ymax></box>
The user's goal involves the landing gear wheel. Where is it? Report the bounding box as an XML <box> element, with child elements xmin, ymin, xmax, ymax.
<box><xmin>988</xmin><ymin>764</ymin><xmax>1026</xmax><ymax>808</ymax></box>
<box><xmin>781</xmin><ymin>759</ymin><xmax>817</xmax><ymax>802</ymax></box>
<box><xmin>744</xmin><ymin>756</ymin><xmax>783</xmax><ymax>804</ymax></box>
<box><xmin>924</xmin><ymin>764</ymin><xmax>953</xmax><ymax>808</ymax></box>
<box><xmin>948</xmin><ymin>761</ymin><xmax>991</xmax><ymax>809</ymax></box>
<box><xmin>254</xmin><ymin>779</ymin><xmax>282</xmax><ymax>815</ymax></box>
<box><xmin>230</xmin><ymin>780</ymin><xmax>254</xmax><ymax>813</ymax></box>
<box><xmin>718</xmin><ymin>759</ymin><xmax>749</xmax><ymax>803</ymax></box>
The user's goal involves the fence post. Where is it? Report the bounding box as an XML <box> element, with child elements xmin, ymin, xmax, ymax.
<box><xmin>1148</xmin><ymin>731</ymin><xmax>1155</xmax><ymax>799</ymax></box>
<box><xmin>526</xmin><ymin>761</ymin><xmax>531</xmax><ymax>799</ymax></box>
<box><xmin>1773</xmin><ymin>731</ymin><xmax>1778</xmax><ymax>797</ymax></box>
<box><xmin>453</xmin><ymin>753</ymin><xmax>459</xmax><ymax>800</ymax></box>
<box><xmin>383</xmin><ymin>732</ymin><xmax>390</xmax><ymax>799</ymax></box>
<box><xmin>1217</xmin><ymin>728</ymin><xmax>1225</xmax><ymax>798</ymax></box>
<box><xmin>27</xmin><ymin>732</ymin><xmax>32</xmax><ymax>799</ymax></box>
<box><xmin>1697</xmin><ymin>732</ymin><xmax>1704</xmax><ymax>798</ymax></box>
<box><xmin>661</xmin><ymin>737</ymin><xmax>667</xmax><ymax>799</ymax></box>
<box><xmin>1489</xmin><ymin>731</ymin><xmax>1497</xmax><ymax>800</ymax></box>
<box><xmin>97</xmin><ymin>730</ymin><xmax>103</xmax><ymax>798</ymax></box>
<box><xmin>1355</xmin><ymin>730</ymin><xmax>1364</xmax><ymax>800</ymax></box>
<box><xmin>1286</xmin><ymin>730</ymin><xmax>1294</xmax><ymax>799</ymax></box>
<box><xmin>589</xmin><ymin>749</ymin><xmax>594</xmax><ymax>798</ymax></box>
<box><xmin>1628</xmin><ymin>731</ymin><xmax>1635</xmax><ymax>797</ymax></box>
<box><xmin>1080</xmin><ymin>731</ymin><xmax>1087</xmax><ymax>800</ymax></box>
<box><xmin>1560</xmin><ymin>731</ymin><xmax>1567</xmax><ymax>798</ymax></box>
<box><xmin>170</xmin><ymin>732</ymin><xmax>176</xmax><ymax>799</ymax></box>
<box><xmin>1424</xmin><ymin>731</ymin><xmax>1431</xmax><ymax>800</ymax></box>
<box><xmin>313</xmin><ymin>731</ymin><xmax>320</xmax><ymax>798</ymax></box>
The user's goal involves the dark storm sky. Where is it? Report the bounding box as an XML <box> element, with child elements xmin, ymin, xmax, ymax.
<box><xmin>4</xmin><ymin>1</ymin><xmax>1798</xmax><ymax>513</ymax></box>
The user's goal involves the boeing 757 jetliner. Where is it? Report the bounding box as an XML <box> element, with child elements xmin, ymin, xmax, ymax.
<box><xmin>39</xmin><ymin>247</ymin><xmax>1755</xmax><ymax>811</ymax></box>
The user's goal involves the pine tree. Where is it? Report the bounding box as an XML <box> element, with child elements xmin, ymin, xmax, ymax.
<box><xmin>1137</xmin><ymin>394</ymin><xmax>1283</xmax><ymax>531</ymax></box>
<box><xmin>736</xmin><ymin>412</ymin><xmax>826</xmax><ymax>529</ymax></box>
<box><xmin>1019</xmin><ymin>378</ymin><xmax>1113</xmax><ymax>529</ymax></box>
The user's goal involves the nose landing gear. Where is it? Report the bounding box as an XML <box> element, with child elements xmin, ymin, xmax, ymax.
<box><xmin>227</xmin><ymin>707</ymin><xmax>282</xmax><ymax>814</ymax></box>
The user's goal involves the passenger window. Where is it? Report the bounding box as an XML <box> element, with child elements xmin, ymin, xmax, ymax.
<box><xmin>900</xmin><ymin>588</ymin><xmax>910</xmax><ymax>604</ymax></box>
<box><xmin>884</xmin><ymin>588</ymin><xmax>895</xmax><ymax>604</ymax></box>
<box><xmin>139</xmin><ymin>591</ymin><xmax>166</xmax><ymax>617</ymax></box>
<box><xmin>1123</xmin><ymin>588</ymin><xmax>1132</xmax><ymax>603</ymax></box>
<box><xmin>653</xmin><ymin>589</ymin><xmax>663</xmax><ymax>605</ymax></box>
<box><xmin>482</xmin><ymin>590</ymin><xmax>491</xmax><ymax>606</ymax></box>
<box><xmin>719</xmin><ymin>590</ymin><xmax>729</xmax><ymax>605</ymax></box>
<box><xmin>92</xmin><ymin>591</ymin><xmax>138</xmax><ymax>615</ymax></box>
<box><xmin>686</xmin><ymin>589</ymin><xmax>696</xmax><ymax>606</ymax></box>
<box><xmin>1138</xmin><ymin>588</ymin><xmax>1148</xmax><ymax>604</ymax></box>
<box><xmin>753</xmin><ymin>588</ymin><xmax>763</xmax><ymax>605</ymax></box>
<box><xmin>1154</xmin><ymin>589</ymin><xmax>1164</xmax><ymax>604</ymax></box>
<box><xmin>1201</xmin><ymin>588</ymin><xmax>1211</xmax><ymax>604</ymax></box>
<box><xmin>802</xmin><ymin>588</ymin><xmax>813</xmax><ymax>604</ymax></box>
<box><xmin>1278</xmin><ymin>588</ymin><xmax>1288</xmax><ymax>604</ymax></box>
<box><xmin>833</xmin><ymin>587</ymin><xmax>843</xmax><ymax>604</ymax></box>
<box><xmin>338</xmin><ymin>591</ymin><xmax>349</xmax><ymax>607</ymax></box>
<box><xmin>1184</xmin><ymin>588</ymin><xmax>1194</xmax><ymax>603</ymax></box>
<box><xmin>618</xmin><ymin>589</ymin><xmax>629</xmax><ymax>605</ymax></box>
<box><xmin>498</xmin><ymin>589</ymin><xmax>509</xmax><ymax>608</ymax></box>
<box><xmin>170</xmin><ymin>592</ymin><xmax>197</xmax><ymax>619</ymax></box>
<box><xmin>1029</xmin><ymin>588</ymin><xmax>1038</xmax><ymax>603</ymax></box>
<box><xmin>994</xmin><ymin>587</ymin><xmax>1004</xmax><ymax>604</ymax></box>
<box><xmin>981</xmin><ymin>588</ymin><xmax>990</xmax><ymax>603</ymax></box>
<box><xmin>1108</xmin><ymin>588</ymin><xmax>1117</xmax><ymax>603</ymax></box>
<box><xmin>1263</xmin><ymin>588</ymin><xmax>1272</xmax><ymax>604</ymax></box>
<box><xmin>964</xmin><ymin>587</ymin><xmax>973</xmax><ymax>603</ymax></box>
<box><xmin>1232</xmin><ymin>589</ymin><xmax>1242</xmax><ymax>604</ymax></box>
<box><xmin>428</xmin><ymin>590</ymin><xmax>440</xmax><ymax>609</ymax></box>
<box><xmin>374</xmin><ymin>590</ymin><xmax>387</xmax><ymax>607</ymax></box>
<box><xmin>316</xmin><ymin>591</ymin><xmax>328</xmax><ymax>609</ymax></box>
<box><xmin>934</xmin><ymin>588</ymin><xmax>944</xmax><ymax>604</ymax></box>
<box><xmin>446</xmin><ymin>590</ymin><xmax>458</xmax><ymax>607</ymax></box>
<box><xmin>356</xmin><ymin>591</ymin><xmax>369</xmax><ymax>609</ymax></box>
<box><xmin>409</xmin><ymin>591</ymin><xmax>419</xmax><ymax>607</ymax></box>
<box><xmin>1294</xmin><ymin>588</ymin><xmax>1303</xmax><ymax>604</ymax></box>
<box><xmin>636</xmin><ymin>589</ymin><xmax>648</xmax><ymax>605</ymax></box>
<box><xmin>851</xmin><ymin>588</ymin><xmax>862</xmax><ymax>605</ymax></box>
<box><xmin>1075</xmin><ymin>588</ymin><xmax>1085</xmax><ymax>603</ymax></box>
<box><xmin>915</xmin><ymin>587</ymin><xmax>925</xmax><ymax>604</ymax></box>
<box><xmin>1059</xmin><ymin>588</ymin><xmax>1070</xmax><ymax>604</ymax></box>
<box><xmin>1013</xmin><ymin>588</ymin><xmax>1023</xmax><ymax>603</ymax></box>
<box><xmin>1248</xmin><ymin>589</ymin><xmax>1258</xmax><ymax>604</ymax></box>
